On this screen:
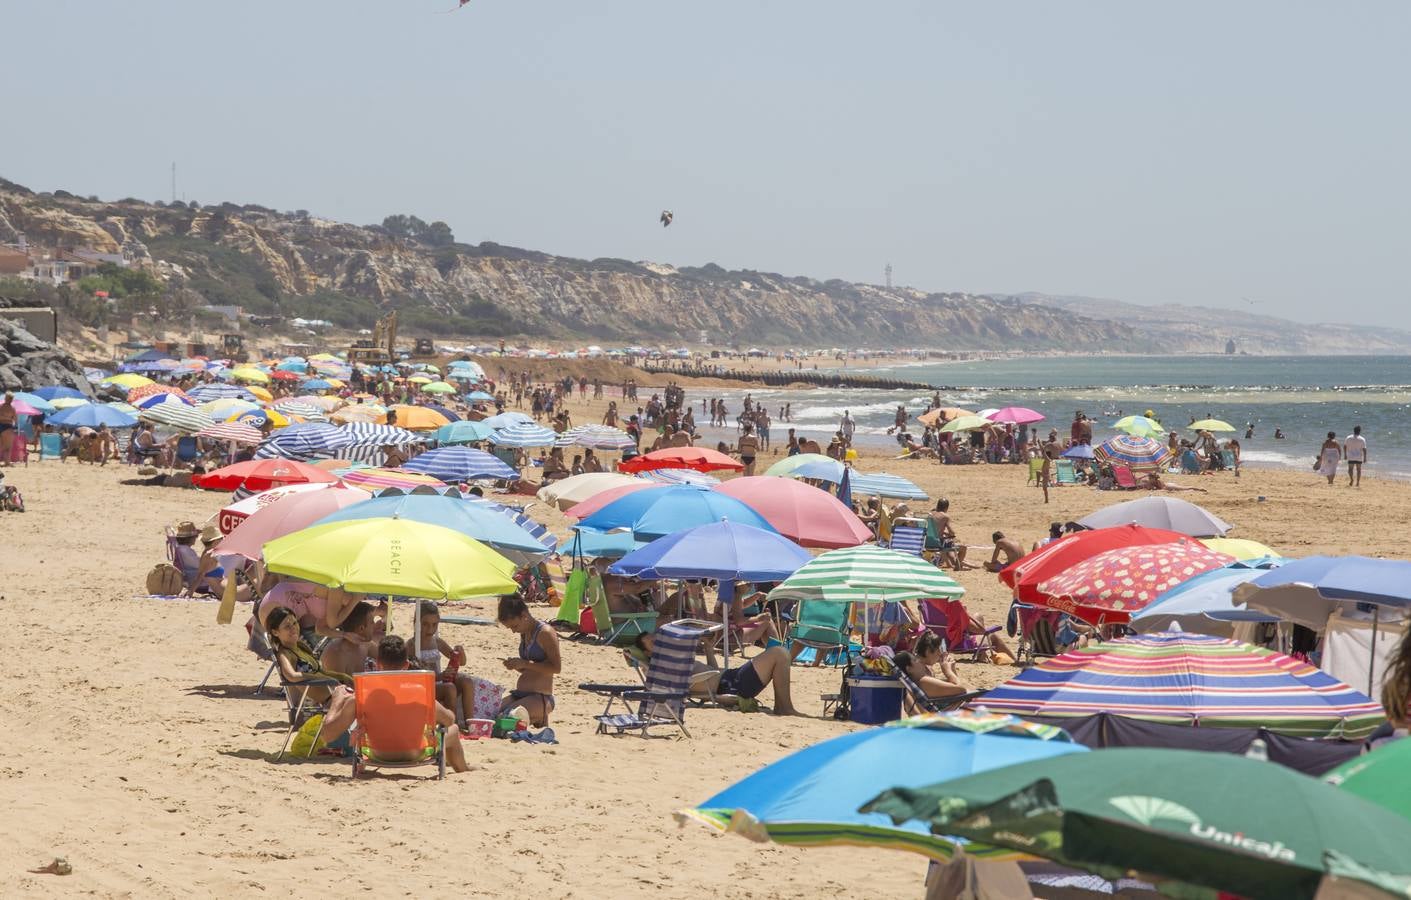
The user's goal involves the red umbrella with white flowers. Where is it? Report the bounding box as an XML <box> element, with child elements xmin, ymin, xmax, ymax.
<box><xmin>1036</xmin><ymin>538</ymin><xmax>1235</xmax><ymax>624</ymax></box>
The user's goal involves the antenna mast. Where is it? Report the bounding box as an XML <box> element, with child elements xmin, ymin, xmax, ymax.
<box><xmin>885</xmin><ymin>263</ymin><xmax>893</xmax><ymax>290</ymax></box>
<box><xmin>171</xmin><ymin>162</ymin><xmax>176</xmax><ymax>203</ymax></box>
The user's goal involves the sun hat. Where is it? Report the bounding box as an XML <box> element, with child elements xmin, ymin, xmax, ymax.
<box><xmin>174</xmin><ymin>521</ymin><xmax>199</xmax><ymax>540</ymax></box>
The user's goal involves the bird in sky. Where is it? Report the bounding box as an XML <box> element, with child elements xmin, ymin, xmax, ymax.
<box><xmin>660</xmin><ymin>210</ymin><xmax>673</xmax><ymax>228</ymax></box>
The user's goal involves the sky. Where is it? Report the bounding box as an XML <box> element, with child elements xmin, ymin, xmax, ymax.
<box><xmin>4</xmin><ymin>1</ymin><xmax>1409</xmax><ymax>326</ymax></box>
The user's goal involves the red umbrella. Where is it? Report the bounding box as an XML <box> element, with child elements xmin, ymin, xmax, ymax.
<box><xmin>999</xmin><ymin>524</ymin><xmax>1191</xmax><ymax>605</ymax></box>
<box><xmin>195</xmin><ymin>459</ymin><xmax>338</xmax><ymax>493</ymax></box>
<box><xmin>618</xmin><ymin>446</ymin><xmax>744</xmax><ymax>474</ymax></box>
<box><xmin>713</xmin><ymin>476</ymin><xmax>871</xmax><ymax>548</ymax></box>
<box><xmin>270</xmin><ymin>370</ymin><xmax>301</xmax><ymax>381</ymax></box>
<box><xmin>564</xmin><ymin>481</ymin><xmax>660</xmax><ymax>520</ymax></box>
<box><xmin>127</xmin><ymin>383</ymin><xmax>191</xmax><ymax>404</ymax></box>
<box><xmin>1036</xmin><ymin>539</ymin><xmax>1235</xmax><ymax>624</ymax></box>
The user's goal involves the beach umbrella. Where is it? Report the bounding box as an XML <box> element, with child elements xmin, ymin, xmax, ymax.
<box><xmin>1131</xmin><ymin>563</ymin><xmax>1284</xmax><ymax>635</ymax></box>
<box><xmin>31</xmin><ymin>385</ymin><xmax>85</xmax><ymax>401</ymax></box>
<box><xmin>186</xmin><ymin>383</ymin><xmax>258</xmax><ymax>403</ymax></box>
<box><xmin>618</xmin><ymin>446</ymin><xmax>744</xmax><ymax>474</ymax></box>
<box><xmin>1000</xmin><ymin>524</ymin><xmax>1193</xmax><ymax>606</ymax></box>
<box><xmin>335</xmin><ymin>422</ymin><xmax>420</xmax><ymax>448</ymax></box>
<box><xmin>228</xmin><ymin>408</ymin><xmax>290</xmax><ymax>430</ymax></box>
<box><xmin>330</xmin><ymin>405</ymin><xmax>387</xmax><ymax>425</ymax></box>
<box><xmin>565</xmin><ymin>481</ymin><xmax>662</xmax><ymax>519</ymax></box>
<box><xmin>713</xmin><ymin>476</ymin><xmax>872</xmax><ymax>549</ymax></box>
<box><xmin>253</xmin><ymin>423</ymin><xmax>346</xmax><ymax>461</ymax></box>
<box><xmin>578</xmin><ymin>484</ymin><xmax>775</xmax><ymax>540</ymax></box>
<box><xmin>369</xmin><ymin>486</ymin><xmax>554</xmax><ymax>554</ymax></box>
<box><xmin>387</xmin><ymin>404</ymin><xmax>450</xmax><ymax>431</ymax></box>
<box><xmin>419</xmin><ymin>403</ymin><xmax>461</xmax><ymax>423</ymax></box>
<box><xmin>9</xmin><ymin>398</ymin><xmax>43</xmax><ymax>416</ymax></box>
<box><xmin>300</xmin><ymin>378</ymin><xmax>333</xmax><ymax>391</ymax></box>
<box><xmin>100</xmin><ymin>373</ymin><xmax>153</xmax><ymax>389</ymax></box>
<box><xmin>1076</xmin><ymin>496</ymin><xmax>1233</xmax><ymax>537</ymax></box>
<box><xmin>214</xmin><ymin>482</ymin><xmax>337</xmax><ymax>533</ymax></box>
<box><xmin>1190</xmin><ymin>418</ymin><xmax>1236</xmax><ymax>432</ymax></box>
<box><xmin>140</xmin><ymin>398</ymin><xmax>212</xmax><ymax>434</ymax></box>
<box><xmin>1233</xmin><ymin>556</ymin><xmax>1411</xmax><ymax>630</ymax></box>
<box><xmin>1093</xmin><ymin>434</ymin><xmax>1172</xmax><ymax>470</ymax></box>
<box><xmin>133</xmin><ymin>392</ymin><xmax>193</xmax><ymax>411</ymax></box>
<box><xmin>312</xmin><ymin>494</ymin><xmax>552</xmax><ymax>566</ymax></box>
<box><xmin>262</xmin><ymin>518</ymin><xmax>518</xmax><ymax>600</ymax></box>
<box><xmin>764</xmin><ymin>453</ymin><xmax>837</xmax><ymax>478</ymax></box>
<box><xmin>536</xmin><ymin>472</ymin><xmax>642</xmax><ymax>510</ymax></box>
<box><xmin>938</xmin><ymin>415</ymin><xmax>993</xmax><ymax>434</ymax></box>
<box><xmin>1060</xmin><ymin>444</ymin><xmax>1095</xmax><ymax>460</ymax></box>
<box><xmin>481</xmin><ymin>411</ymin><xmax>533</xmax><ymax>430</ymax></box>
<box><xmin>48</xmin><ymin>403</ymin><xmax>138</xmax><ymax>429</ymax></box>
<box><xmin>272</xmin><ymin>399</ymin><xmax>326</xmax><ymax>419</ymax></box>
<box><xmin>610</xmin><ymin>520</ymin><xmax>811</xmax><ymax>582</ymax></box>
<box><xmin>864</xmin><ymin>747</ymin><xmax>1411</xmax><ymax>900</ymax></box>
<box><xmin>559</xmin><ymin>528</ymin><xmax>644</xmax><ymax>559</ymax></box>
<box><xmin>401</xmin><ymin>446</ymin><xmax>518</xmax><ymax>481</ymax></box>
<box><xmin>434</xmin><ymin>420</ymin><xmax>495</xmax><ymax>445</ymax></box>
<box><xmin>916</xmin><ymin>407</ymin><xmax>973</xmax><ymax>427</ymax></box>
<box><xmin>337</xmin><ymin>467</ymin><xmax>446</xmax><ymax>491</ymax></box>
<box><xmin>407</xmin><ymin>375</ymin><xmax>433</xmax><ymax>385</ymax></box>
<box><xmin>246</xmin><ymin>386</ymin><xmax>273</xmax><ymax>402</ymax></box>
<box><xmin>1200</xmin><ymin>538</ymin><xmax>1281</xmax><ymax>561</ymax></box>
<box><xmin>200</xmin><ymin>398</ymin><xmax>260</xmax><ymax>420</ymax></box>
<box><xmin>275</xmin><ymin>360</ymin><xmax>308</xmax><ymax>373</ymax></box>
<box><xmin>848</xmin><ymin>472</ymin><xmax>928</xmax><ymax>500</ymax></box>
<box><xmin>642</xmin><ymin>468</ymin><xmax>721</xmax><ymax>487</ymax></box>
<box><xmin>464</xmin><ymin>390</ymin><xmax>495</xmax><ymax>402</ymax></box>
<box><xmin>680</xmin><ymin>710</ymin><xmax>1085</xmax><ymax>863</ymax></box>
<box><xmin>1111</xmin><ymin>415</ymin><xmax>1164</xmax><ymax>437</ymax></box>
<box><xmin>420</xmin><ymin>381</ymin><xmax>456</xmax><ymax>395</ymax></box>
<box><xmin>196</xmin><ymin>459</ymin><xmax>338</xmax><ymax>493</ymax></box>
<box><xmin>976</xmin><ymin>632</ymin><xmax>1385</xmax><ymax>738</ymax></box>
<box><xmin>556</xmin><ymin>424</ymin><xmax>636</xmax><ymax>450</ymax></box>
<box><xmin>229</xmin><ymin>368</ymin><xmax>270</xmax><ymax>384</ymax></box>
<box><xmin>985</xmin><ymin>406</ymin><xmax>1045</xmax><ymax>425</ymax></box>
<box><xmin>490</xmin><ymin>421</ymin><xmax>559</xmax><ymax>447</ymax></box>
<box><xmin>218</xmin><ymin>484</ymin><xmax>371</xmax><ymax>557</ymax></box>
<box><xmin>768</xmin><ymin>545</ymin><xmax>964</xmax><ymax>606</ymax></box>
<box><xmin>1036</xmin><ymin>539</ymin><xmax>1235</xmax><ymax>624</ymax></box>
<box><xmin>786</xmin><ymin>458</ymin><xmax>846</xmax><ymax>483</ymax></box>
<box><xmin>196</xmin><ymin>421</ymin><xmax>265</xmax><ymax>444</ymax></box>
<box><xmin>49</xmin><ymin>397</ymin><xmax>92</xmax><ymax>410</ymax></box>
<box><xmin>127</xmin><ymin>384</ymin><xmax>190</xmax><ymax>405</ymax></box>
<box><xmin>1326</xmin><ymin>738</ymin><xmax>1411</xmax><ymax>823</ymax></box>
<box><xmin>269</xmin><ymin>370</ymin><xmax>301</xmax><ymax>383</ymax></box>
<box><xmin>11</xmin><ymin>392</ymin><xmax>57</xmax><ymax>414</ymax></box>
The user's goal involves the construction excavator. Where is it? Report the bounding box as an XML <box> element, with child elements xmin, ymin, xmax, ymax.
<box><xmin>348</xmin><ymin>312</ymin><xmax>398</xmax><ymax>366</ymax></box>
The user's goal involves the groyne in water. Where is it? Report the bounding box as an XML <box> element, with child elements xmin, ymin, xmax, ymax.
<box><xmin>639</xmin><ymin>365</ymin><xmax>939</xmax><ymax>391</ymax></box>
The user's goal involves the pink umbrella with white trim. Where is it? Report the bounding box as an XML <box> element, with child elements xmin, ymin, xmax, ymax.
<box><xmin>985</xmin><ymin>406</ymin><xmax>1046</xmax><ymax>425</ymax></box>
<box><xmin>219</xmin><ymin>484</ymin><xmax>371</xmax><ymax>559</ymax></box>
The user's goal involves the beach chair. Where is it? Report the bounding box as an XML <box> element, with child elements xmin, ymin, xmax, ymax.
<box><xmin>175</xmin><ymin>436</ymin><xmax>201</xmax><ymax>466</ymax></box>
<box><xmin>1054</xmin><ymin>459</ymin><xmax>1078</xmax><ymax>485</ymax></box>
<box><xmin>1220</xmin><ymin>449</ymin><xmax>1238</xmax><ymax>472</ymax></box>
<box><xmin>1112</xmin><ymin>465</ymin><xmax>1139</xmax><ymax>489</ymax></box>
<box><xmin>276</xmin><ymin>672</ymin><xmax>344</xmax><ymax>760</ymax></box>
<box><xmin>584</xmin><ymin>571</ymin><xmax>658</xmax><ymax>646</ymax></box>
<box><xmin>622</xmin><ymin>619</ymin><xmax>725</xmax><ymax>707</ymax></box>
<box><xmin>1180</xmin><ymin>449</ymin><xmax>1201</xmax><ymax>475</ymax></box>
<box><xmin>887</xmin><ymin>517</ymin><xmax>926</xmax><ymax>556</ymax></box>
<box><xmin>1026</xmin><ymin>456</ymin><xmax>1044</xmax><ymax>485</ymax></box>
<box><xmin>921</xmin><ymin>598</ymin><xmax>1002</xmax><ymax>663</ymax></box>
<box><xmin>349</xmin><ymin>670</ymin><xmax>446</xmax><ymax>779</ymax></box>
<box><xmin>1014</xmin><ymin>603</ymin><xmax>1064</xmax><ymax>667</ymax></box>
<box><xmin>38</xmin><ymin>432</ymin><xmax>62</xmax><ymax>461</ymax></box>
<box><xmin>788</xmin><ymin>600</ymin><xmax>853</xmax><ymax>668</ymax></box>
<box><xmin>579</xmin><ymin>621</ymin><xmax>708</xmax><ymax>739</ymax></box>
<box><xmin>893</xmin><ymin>664</ymin><xmax>985</xmax><ymax>715</ymax></box>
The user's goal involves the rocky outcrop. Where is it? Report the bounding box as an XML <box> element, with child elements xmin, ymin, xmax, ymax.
<box><xmin>0</xmin><ymin>317</ymin><xmax>94</xmax><ymax>395</ymax></box>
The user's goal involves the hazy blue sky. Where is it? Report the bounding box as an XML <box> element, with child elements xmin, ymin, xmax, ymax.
<box><xmin>5</xmin><ymin>2</ymin><xmax>1408</xmax><ymax>325</ymax></box>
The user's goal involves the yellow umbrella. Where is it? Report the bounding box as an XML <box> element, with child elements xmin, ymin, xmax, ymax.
<box><xmin>1190</xmin><ymin>419</ymin><xmax>1236</xmax><ymax>432</ymax></box>
<box><xmin>50</xmin><ymin>397</ymin><xmax>92</xmax><ymax>409</ymax></box>
<box><xmin>247</xmin><ymin>385</ymin><xmax>274</xmax><ymax>402</ymax></box>
<box><xmin>101</xmin><ymin>373</ymin><xmax>153</xmax><ymax>389</ymax></box>
<box><xmin>324</xmin><ymin>378</ymin><xmax>345</xmax><ymax>389</ymax></box>
<box><xmin>407</xmin><ymin>375</ymin><xmax>433</xmax><ymax>385</ymax></box>
<box><xmin>230</xmin><ymin>368</ymin><xmax>270</xmax><ymax>384</ymax></box>
<box><xmin>1200</xmin><ymin>538</ymin><xmax>1282</xmax><ymax>561</ymax></box>
<box><xmin>938</xmin><ymin>415</ymin><xmax>994</xmax><ymax>434</ymax></box>
<box><xmin>389</xmin><ymin>404</ymin><xmax>450</xmax><ymax>431</ymax></box>
<box><xmin>201</xmin><ymin>398</ymin><xmax>259</xmax><ymax>418</ymax></box>
<box><xmin>261</xmin><ymin>518</ymin><xmax>518</xmax><ymax>599</ymax></box>
<box><xmin>331</xmin><ymin>406</ymin><xmax>388</xmax><ymax>425</ymax></box>
<box><xmin>917</xmin><ymin>407</ymin><xmax>973</xmax><ymax>427</ymax></box>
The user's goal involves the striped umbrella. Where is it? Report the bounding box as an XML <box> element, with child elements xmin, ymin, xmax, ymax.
<box><xmin>196</xmin><ymin>421</ymin><xmax>264</xmax><ymax>444</ymax></box>
<box><xmin>434</xmin><ymin>420</ymin><xmax>495</xmax><ymax>445</ymax></box>
<box><xmin>200</xmin><ymin>398</ymin><xmax>260</xmax><ymax>420</ymax></box>
<box><xmin>127</xmin><ymin>384</ymin><xmax>191</xmax><ymax>405</ymax></box>
<box><xmin>490</xmin><ymin>421</ymin><xmax>559</xmax><ymax>447</ymax></box>
<box><xmin>1036</xmin><ymin>539</ymin><xmax>1235</xmax><ymax>624</ymax></box>
<box><xmin>976</xmin><ymin>632</ymin><xmax>1387</xmax><ymax>739</ymax></box>
<box><xmin>273</xmin><ymin>399</ymin><xmax>326</xmax><ymax>420</ymax></box>
<box><xmin>401</xmin><ymin>446</ymin><xmax>518</xmax><ymax>482</ymax></box>
<box><xmin>767</xmin><ymin>545</ymin><xmax>964</xmax><ymax>605</ymax></box>
<box><xmin>1094</xmin><ymin>434</ymin><xmax>1173</xmax><ymax>470</ymax></box>
<box><xmin>337</xmin><ymin>467</ymin><xmax>446</xmax><ymax>490</ymax></box>
<box><xmin>335</xmin><ymin>422</ymin><xmax>420</xmax><ymax>448</ymax></box>
<box><xmin>643</xmin><ymin>468</ymin><xmax>720</xmax><ymax>487</ymax></box>
<box><xmin>140</xmin><ymin>398</ymin><xmax>213</xmax><ymax>434</ymax></box>
<box><xmin>190</xmin><ymin>383</ymin><xmax>253</xmax><ymax>403</ymax></box>
<box><xmin>849</xmin><ymin>472</ymin><xmax>928</xmax><ymax>501</ymax></box>
<box><xmin>556</xmin><ymin>424</ymin><xmax>636</xmax><ymax>450</ymax></box>
<box><xmin>330</xmin><ymin>405</ymin><xmax>387</xmax><ymax>424</ymax></box>
<box><xmin>254</xmin><ymin>423</ymin><xmax>347</xmax><ymax>460</ymax></box>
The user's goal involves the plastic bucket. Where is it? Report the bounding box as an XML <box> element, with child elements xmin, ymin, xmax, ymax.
<box><xmin>464</xmin><ymin>719</ymin><xmax>494</xmax><ymax>740</ymax></box>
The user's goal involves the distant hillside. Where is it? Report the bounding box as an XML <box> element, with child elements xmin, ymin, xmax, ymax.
<box><xmin>1006</xmin><ymin>292</ymin><xmax>1411</xmax><ymax>355</ymax></box>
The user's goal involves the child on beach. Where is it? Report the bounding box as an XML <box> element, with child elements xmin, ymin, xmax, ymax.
<box><xmin>411</xmin><ymin>600</ymin><xmax>476</xmax><ymax>727</ymax></box>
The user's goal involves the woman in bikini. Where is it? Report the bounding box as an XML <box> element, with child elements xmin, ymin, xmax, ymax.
<box><xmin>267</xmin><ymin>605</ymin><xmax>353</xmax><ymax>703</ymax></box>
<box><xmin>496</xmin><ymin>595</ymin><xmax>560</xmax><ymax>727</ymax></box>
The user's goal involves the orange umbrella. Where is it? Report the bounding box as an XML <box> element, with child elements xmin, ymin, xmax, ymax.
<box><xmin>388</xmin><ymin>404</ymin><xmax>450</xmax><ymax>431</ymax></box>
<box><xmin>917</xmin><ymin>407</ymin><xmax>973</xmax><ymax>427</ymax></box>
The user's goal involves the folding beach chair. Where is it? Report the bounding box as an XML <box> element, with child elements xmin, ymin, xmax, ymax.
<box><xmin>38</xmin><ymin>433</ymin><xmax>62</xmax><ymax>461</ymax></box>
<box><xmin>893</xmin><ymin>664</ymin><xmax>985</xmax><ymax>715</ymax></box>
<box><xmin>349</xmin><ymin>670</ymin><xmax>446</xmax><ymax>779</ymax></box>
<box><xmin>1026</xmin><ymin>456</ymin><xmax>1044</xmax><ymax>485</ymax></box>
<box><xmin>585</xmin><ymin>571</ymin><xmax>658</xmax><ymax>646</ymax></box>
<box><xmin>1112</xmin><ymin>465</ymin><xmax>1139</xmax><ymax>489</ymax></box>
<box><xmin>926</xmin><ymin>597</ymin><xmax>1002</xmax><ymax>663</ymax></box>
<box><xmin>887</xmin><ymin>517</ymin><xmax>926</xmax><ymax>557</ymax></box>
<box><xmin>276</xmin><ymin>671</ymin><xmax>344</xmax><ymax>760</ymax></box>
<box><xmin>622</xmin><ymin>618</ymin><xmax>725</xmax><ymax>707</ymax></box>
<box><xmin>788</xmin><ymin>600</ymin><xmax>853</xmax><ymax>668</ymax></box>
<box><xmin>580</xmin><ymin>621</ymin><xmax>710</xmax><ymax>739</ymax></box>
<box><xmin>1013</xmin><ymin>602</ymin><xmax>1064</xmax><ymax>667</ymax></box>
<box><xmin>1054</xmin><ymin>459</ymin><xmax>1078</xmax><ymax>485</ymax></box>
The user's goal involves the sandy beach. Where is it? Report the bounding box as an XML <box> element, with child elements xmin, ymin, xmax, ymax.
<box><xmin>2</xmin><ymin>391</ymin><xmax>1406</xmax><ymax>898</ymax></box>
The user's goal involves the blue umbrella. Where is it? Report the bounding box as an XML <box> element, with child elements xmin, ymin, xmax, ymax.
<box><xmin>560</xmin><ymin>528</ymin><xmax>645</xmax><ymax>559</ymax></box>
<box><xmin>312</xmin><ymin>494</ymin><xmax>551</xmax><ymax>566</ymax></box>
<box><xmin>1062</xmin><ymin>444</ymin><xmax>1096</xmax><ymax>460</ymax></box>
<box><xmin>300</xmin><ymin>378</ymin><xmax>333</xmax><ymax>392</ymax></box>
<box><xmin>276</xmin><ymin>361</ymin><xmax>309</xmax><ymax>372</ymax></box>
<box><xmin>850</xmin><ymin>472</ymin><xmax>928</xmax><ymax>500</ymax></box>
<box><xmin>1132</xmin><ymin>562</ymin><xmax>1284</xmax><ymax>635</ymax></box>
<box><xmin>187</xmin><ymin>383</ymin><xmax>257</xmax><ymax>403</ymax></box>
<box><xmin>791</xmin><ymin>459</ymin><xmax>845</xmax><ymax>482</ymax></box>
<box><xmin>253</xmin><ymin>423</ymin><xmax>347</xmax><ymax>460</ymax></box>
<box><xmin>465</xmin><ymin>391</ymin><xmax>495</xmax><ymax>402</ymax></box>
<box><xmin>610</xmin><ymin>520</ymin><xmax>810</xmax><ymax>582</ymax></box>
<box><xmin>680</xmin><ymin>711</ymin><xmax>1086</xmax><ymax>862</ymax></box>
<box><xmin>1234</xmin><ymin>556</ymin><xmax>1411</xmax><ymax>630</ymax></box>
<box><xmin>402</xmin><ymin>446</ymin><xmax>517</xmax><ymax>481</ymax></box>
<box><xmin>578</xmin><ymin>484</ymin><xmax>776</xmax><ymax>540</ymax></box>
<box><xmin>49</xmin><ymin>403</ymin><xmax>138</xmax><ymax>429</ymax></box>
<box><xmin>31</xmin><ymin>385</ymin><xmax>85</xmax><ymax>401</ymax></box>
<box><xmin>434</xmin><ymin>420</ymin><xmax>495</xmax><ymax>445</ymax></box>
<box><xmin>490</xmin><ymin>421</ymin><xmax>559</xmax><ymax>447</ymax></box>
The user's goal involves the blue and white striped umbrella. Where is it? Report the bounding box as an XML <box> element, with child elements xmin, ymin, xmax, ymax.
<box><xmin>644</xmin><ymin>468</ymin><xmax>721</xmax><ymax>487</ymax></box>
<box><xmin>491</xmin><ymin>421</ymin><xmax>559</xmax><ymax>447</ymax></box>
<box><xmin>187</xmin><ymin>383</ymin><xmax>258</xmax><ymax>403</ymax></box>
<box><xmin>482</xmin><ymin>412</ymin><xmax>534</xmax><ymax>430</ymax></box>
<box><xmin>273</xmin><ymin>399</ymin><xmax>327</xmax><ymax>420</ymax></box>
<box><xmin>850</xmin><ymin>472</ymin><xmax>929</xmax><ymax>500</ymax></box>
<box><xmin>402</xmin><ymin>446</ymin><xmax>518</xmax><ymax>481</ymax></box>
<box><xmin>334</xmin><ymin>422</ymin><xmax>420</xmax><ymax>448</ymax></box>
<box><xmin>556</xmin><ymin>424</ymin><xmax>636</xmax><ymax>450</ymax></box>
<box><xmin>254</xmin><ymin>423</ymin><xmax>347</xmax><ymax>460</ymax></box>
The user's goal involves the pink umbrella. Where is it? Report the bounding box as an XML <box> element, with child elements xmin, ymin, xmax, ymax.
<box><xmin>11</xmin><ymin>399</ymin><xmax>41</xmax><ymax>416</ymax></box>
<box><xmin>985</xmin><ymin>406</ymin><xmax>1046</xmax><ymax>425</ymax></box>
<box><xmin>219</xmin><ymin>484</ymin><xmax>371</xmax><ymax>559</ymax></box>
<box><xmin>565</xmin><ymin>481</ymin><xmax>661</xmax><ymax>520</ymax></box>
<box><xmin>713</xmin><ymin>476</ymin><xmax>872</xmax><ymax>548</ymax></box>
<box><xmin>217</xmin><ymin>482</ymin><xmax>349</xmax><ymax>535</ymax></box>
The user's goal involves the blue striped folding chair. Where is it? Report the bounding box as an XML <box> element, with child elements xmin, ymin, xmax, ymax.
<box><xmin>578</xmin><ymin>621</ymin><xmax>707</xmax><ymax>739</ymax></box>
<box><xmin>887</xmin><ymin>517</ymin><xmax>926</xmax><ymax>556</ymax></box>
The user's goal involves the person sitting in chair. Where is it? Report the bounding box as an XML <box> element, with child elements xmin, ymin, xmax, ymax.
<box><xmin>636</xmin><ymin>631</ymin><xmax>800</xmax><ymax>716</ymax></box>
<box><xmin>892</xmin><ymin>632</ymin><xmax>969</xmax><ymax>711</ymax></box>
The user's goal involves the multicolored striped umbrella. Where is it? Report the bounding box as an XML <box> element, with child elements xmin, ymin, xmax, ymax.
<box><xmin>1093</xmin><ymin>434</ymin><xmax>1172</xmax><ymax>470</ymax></box>
<box><xmin>336</xmin><ymin>467</ymin><xmax>446</xmax><ymax>490</ymax></box>
<box><xmin>679</xmin><ymin>710</ymin><xmax>1084</xmax><ymax>863</ymax></box>
<box><xmin>976</xmin><ymin>632</ymin><xmax>1386</xmax><ymax>738</ymax></box>
<box><xmin>196</xmin><ymin>421</ymin><xmax>265</xmax><ymax>444</ymax></box>
<box><xmin>1036</xmin><ymin>538</ymin><xmax>1235</xmax><ymax>623</ymax></box>
<box><xmin>767</xmin><ymin>545</ymin><xmax>963</xmax><ymax>605</ymax></box>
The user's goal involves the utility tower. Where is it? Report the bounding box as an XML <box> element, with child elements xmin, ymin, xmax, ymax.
<box><xmin>885</xmin><ymin>263</ymin><xmax>893</xmax><ymax>290</ymax></box>
<box><xmin>171</xmin><ymin>162</ymin><xmax>177</xmax><ymax>203</ymax></box>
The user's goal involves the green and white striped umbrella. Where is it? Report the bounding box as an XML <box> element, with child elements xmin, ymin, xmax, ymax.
<box><xmin>767</xmin><ymin>545</ymin><xmax>964</xmax><ymax>605</ymax></box>
<box><xmin>139</xmin><ymin>398</ymin><xmax>213</xmax><ymax>434</ymax></box>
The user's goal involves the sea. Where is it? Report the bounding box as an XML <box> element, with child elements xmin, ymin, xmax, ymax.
<box><xmin>690</xmin><ymin>355</ymin><xmax>1411</xmax><ymax>478</ymax></box>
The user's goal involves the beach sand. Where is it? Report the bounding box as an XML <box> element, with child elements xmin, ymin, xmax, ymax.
<box><xmin>2</xmin><ymin>400</ymin><xmax>1404</xmax><ymax>898</ymax></box>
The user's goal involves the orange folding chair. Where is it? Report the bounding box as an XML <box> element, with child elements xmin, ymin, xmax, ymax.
<box><xmin>350</xmin><ymin>670</ymin><xmax>446</xmax><ymax>780</ymax></box>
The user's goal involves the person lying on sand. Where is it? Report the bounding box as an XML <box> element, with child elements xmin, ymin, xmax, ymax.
<box><xmin>1143</xmin><ymin>472</ymin><xmax>1207</xmax><ymax>493</ymax></box>
<box><xmin>636</xmin><ymin>631</ymin><xmax>800</xmax><ymax>716</ymax></box>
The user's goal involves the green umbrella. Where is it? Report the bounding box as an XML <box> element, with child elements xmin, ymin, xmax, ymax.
<box><xmin>862</xmin><ymin>747</ymin><xmax>1411</xmax><ymax>900</ymax></box>
<box><xmin>764</xmin><ymin>452</ymin><xmax>838</xmax><ymax>477</ymax></box>
<box><xmin>1113</xmin><ymin>415</ymin><xmax>1164</xmax><ymax>437</ymax></box>
<box><xmin>938</xmin><ymin>415</ymin><xmax>993</xmax><ymax>434</ymax></box>
<box><xmin>767</xmin><ymin>545</ymin><xmax>963</xmax><ymax>605</ymax></box>
<box><xmin>1326</xmin><ymin>738</ymin><xmax>1411</xmax><ymax>822</ymax></box>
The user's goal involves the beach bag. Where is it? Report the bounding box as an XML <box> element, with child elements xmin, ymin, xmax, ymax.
<box><xmin>145</xmin><ymin>563</ymin><xmax>185</xmax><ymax>596</ymax></box>
<box><xmin>467</xmin><ymin>676</ymin><xmax>505</xmax><ymax>720</ymax></box>
<box><xmin>289</xmin><ymin>715</ymin><xmax>328</xmax><ymax>757</ymax></box>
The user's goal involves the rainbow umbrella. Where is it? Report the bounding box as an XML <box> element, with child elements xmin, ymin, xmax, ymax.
<box><xmin>1036</xmin><ymin>539</ymin><xmax>1235</xmax><ymax>623</ymax></box>
<box><xmin>976</xmin><ymin>632</ymin><xmax>1386</xmax><ymax>738</ymax></box>
<box><xmin>1094</xmin><ymin>434</ymin><xmax>1172</xmax><ymax>470</ymax></box>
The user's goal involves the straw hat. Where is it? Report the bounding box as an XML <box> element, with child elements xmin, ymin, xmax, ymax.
<box><xmin>173</xmin><ymin>521</ymin><xmax>199</xmax><ymax>540</ymax></box>
<box><xmin>200</xmin><ymin>524</ymin><xmax>222</xmax><ymax>545</ymax></box>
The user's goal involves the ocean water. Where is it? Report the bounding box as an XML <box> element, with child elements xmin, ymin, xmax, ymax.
<box><xmin>690</xmin><ymin>355</ymin><xmax>1411</xmax><ymax>477</ymax></box>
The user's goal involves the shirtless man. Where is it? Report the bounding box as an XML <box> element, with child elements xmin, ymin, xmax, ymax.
<box><xmin>927</xmin><ymin>498</ymin><xmax>971</xmax><ymax>570</ymax></box>
<box><xmin>636</xmin><ymin>631</ymin><xmax>799</xmax><ymax>716</ymax></box>
<box><xmin>0</xmin><ymin>392</ymin><xmax>15</xmax><ymax>465</ymax></box>
<box><xmin>319</xmin><ymin>601</ymin><xmax>380</xmax><ymax>678</ymax></box>
<box><xmin>737</xmin><ymin>424</ymin><xmax>760</xmax><ymax>476</ymax></box>
<box><xmin>984</xmin><ymin>531</ymin><xmax>1025</xmax><ymax>573</ymax></box>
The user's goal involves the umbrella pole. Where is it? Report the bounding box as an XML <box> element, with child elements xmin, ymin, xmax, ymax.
<box><xmin>413</xmin><ymin>597</ymin><xmax>421</xmax><ymax>659</ymax></box>
<box><xmin>1368</xmin><ymin>605</ymin><xmax>1380</xmax><ymax>697</ymax></box>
